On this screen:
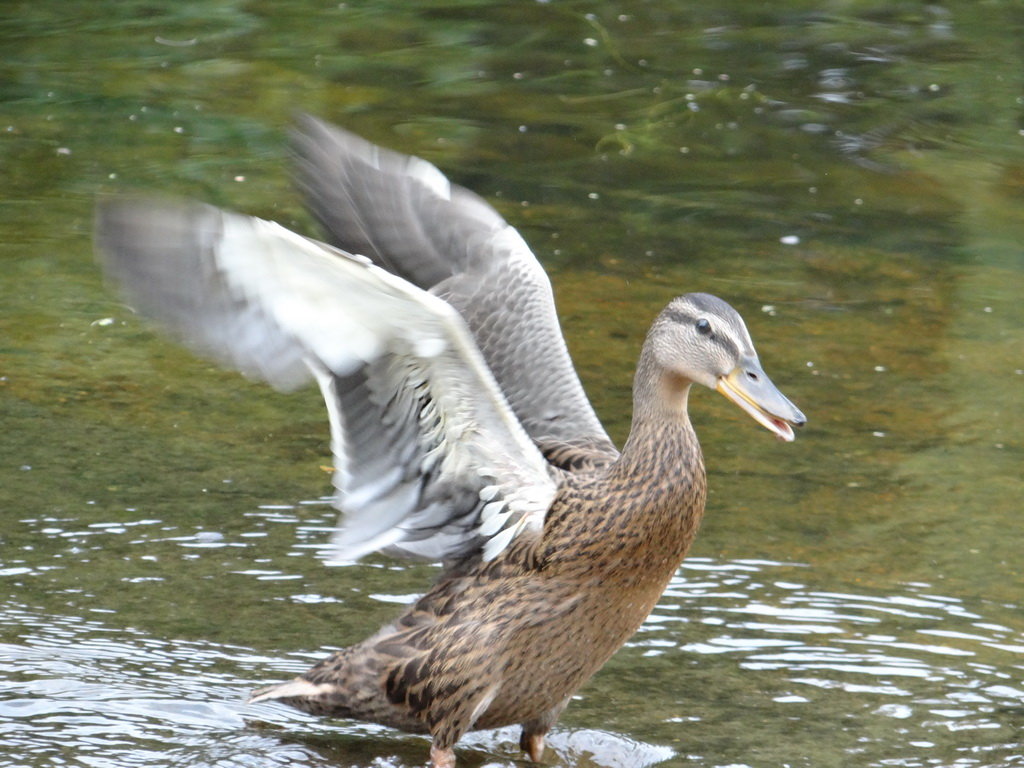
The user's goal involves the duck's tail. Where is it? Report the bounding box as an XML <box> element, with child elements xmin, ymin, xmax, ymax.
<box><xmin>246</xmin><ymin>667</ymin><xmax>427</xmax><ymax>733</ymax></box>
<box><xmin>247</xmin><ymin>677</ymin><xmax>347</xmax><ymax>717</ymax></box>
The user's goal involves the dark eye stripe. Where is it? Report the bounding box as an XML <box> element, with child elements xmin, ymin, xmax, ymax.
<box><xmin>662</xmin><ymin>307</ymin><xmax>695</xmax><ymax>326</ymax></box>
<box><xmin>712</xmin><ymin>332</ymin><xmax>739</xmax><ymax>360</ymax></box>
<box><xmin>663</xmin><ymin>306</ymin><xmax>739</xmax><ymax>360</ymax></box>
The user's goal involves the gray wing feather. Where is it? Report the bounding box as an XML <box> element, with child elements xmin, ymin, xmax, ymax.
<box><xmin>291</xmin><ymin>115</ymin><xmax>618</xmax><ymax>464</ymax></box>
<box><xmin>95</xmin><ymin>199</ymin><xmax>312</xmax><ymax>391</ymax></box>
<box><xmin>95</xmin><ymin>198</ymin><xmax>557</xmax><ymax>563</ymax></box>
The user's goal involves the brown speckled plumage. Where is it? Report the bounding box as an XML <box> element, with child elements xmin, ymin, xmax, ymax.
<box><xmin>265</xmin><ymin>379</ymin><xmax>706</xmax><ymax>752</ymax></box>
<box><xmin>95</xmin><ymin>116</ymin><xmax>805</xmax><ymax>767</ymax></box>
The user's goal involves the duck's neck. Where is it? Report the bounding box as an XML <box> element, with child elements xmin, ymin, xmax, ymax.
<box><xmin>618</xmin><ymin>342</ymin><xmax>692</xmax><ymax>450</ymax></box>
<box><xmin>615</xmin><ymin>344</ymin><xmax>703</xmax><ymax>479</ymax></box>
<box><xmin>542</xmin><ymin>345</ymin><xmax>708</xmax><ymax>580</ymax></box>
<box><xmin>596</xmin><ymin>346</ymin><xmax>709</xmax><ymax>565</ymax></box>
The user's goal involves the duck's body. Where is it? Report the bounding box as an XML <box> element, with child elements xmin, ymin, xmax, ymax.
<box><xmin>262</xmin><ymin>397</ymin><xmax>705</xmax><ymax>754</ymax></box>
<box><xmin>96</xmin><ymin>116</ymin><xmax>804</xmax><ymax>767</ymax></box>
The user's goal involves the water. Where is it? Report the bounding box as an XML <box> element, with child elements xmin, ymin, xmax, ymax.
<box><xmin>3</xmin><ymin>555</ymin><xmax>1021</xmax><ymax>766</ymax></box>
<box><xmin>2</xmin><ymin>1</ymin><xmax>1022</xmax><ymax>766</ymax></box>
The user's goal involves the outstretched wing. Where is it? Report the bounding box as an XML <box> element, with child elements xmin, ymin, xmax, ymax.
<box><xmin>95</xmin><ymin>199</ymin><xmax>558</xmax><ymax>563</ymax></box>
<box><xmin>291</xmin><ymin>116</ymin><xmax>619</xmax><ymax>469</ymax></box>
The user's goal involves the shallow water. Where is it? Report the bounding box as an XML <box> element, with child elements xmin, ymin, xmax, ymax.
<box><xmin>3</xmin><ymin>553</ymin><xmax>1022</xmax><ymax>767</ymax></box>
<box><xmin>1</xmin><ymin>1</ymin><xmax>1022</xmax><ymax>766</ymax></box>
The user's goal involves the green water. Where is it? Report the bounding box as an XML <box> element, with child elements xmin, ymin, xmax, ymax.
<box><xmin>1</xmin><ymin>2</ymin><xmax>1022</xmax><ymax>766</ymax></box>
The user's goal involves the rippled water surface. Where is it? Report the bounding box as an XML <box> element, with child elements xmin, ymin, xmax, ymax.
<box><xmin>2</xmin><ymin>1</ymin><xmax>1022</xmax><ymax>766</ymax></box>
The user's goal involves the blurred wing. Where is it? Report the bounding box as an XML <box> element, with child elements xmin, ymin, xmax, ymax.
<box><xmin>95</xmin><ymin>199</ymin><xmax>558</xmax><ymax>562</ymax></box>
<box><xmin>291</xmin><ymin>115</ymin><xmax>618</xmax><ymax>468</ymax></box>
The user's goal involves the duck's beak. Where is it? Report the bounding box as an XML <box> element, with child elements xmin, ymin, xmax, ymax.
<box><xmin>716</xmin><ymin>357</ymin><xmax>806</xmax><ymax>442</ymax></box>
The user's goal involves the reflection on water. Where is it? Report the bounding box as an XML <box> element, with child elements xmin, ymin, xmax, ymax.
<box><xmin>2</xmin><ymin>556</ymin><xmax>1021</xmax><ymax>767</ymax></box>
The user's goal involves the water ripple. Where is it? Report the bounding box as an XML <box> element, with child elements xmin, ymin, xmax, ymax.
<box><xmin>629</xmin><ymin>559</ymin><xmax>1024</xmax><ymax>765</ymax></box>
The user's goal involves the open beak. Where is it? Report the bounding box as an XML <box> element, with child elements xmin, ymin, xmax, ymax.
<box><xmin>716</xmin><ymin>358</ymin><xmax>806</xmax><ymax>442</ymax></box>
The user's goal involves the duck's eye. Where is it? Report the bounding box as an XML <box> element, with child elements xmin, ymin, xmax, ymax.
<box><xmin>695</xmin><ymin>318</ymin><xmax>712</xmax><ymax>335</ymax></box>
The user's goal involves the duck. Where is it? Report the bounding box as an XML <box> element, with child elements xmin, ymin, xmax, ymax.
<box><xmin>95</xmin><ymin>115</ymin><xmax>805</xmax><ymax>768</ymax></box>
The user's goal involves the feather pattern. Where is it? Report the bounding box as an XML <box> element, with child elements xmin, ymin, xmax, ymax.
<box><xmin>96</xmin><ymin>199</ymin><xmax>557</xmax><ymax>562</ymax></box>
<box><xmin>291</xmin><ymin>116</ymin><xmax>618</xmax><ymax>467</ymax></box>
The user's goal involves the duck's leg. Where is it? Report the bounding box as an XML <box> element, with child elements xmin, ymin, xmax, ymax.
<box><xmin>519</xmin><ymin>730</ymin><xmax>545</xmax><ymax>762</ymax></box>
<box><xmin>519</xmin><ymin>697</ymin><xmax>570</xmax><ymax>762</ymax></box>
<box><xmin>429</xmin><ymin>743</ymin><xmax>456</xmax><ymax>768</ymax></box>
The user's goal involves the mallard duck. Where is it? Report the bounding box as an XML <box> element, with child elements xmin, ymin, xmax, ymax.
<box><xmin>95</xmin><ymin>115</ymin><xmax>805</xmax><ymax>768</ymax></box>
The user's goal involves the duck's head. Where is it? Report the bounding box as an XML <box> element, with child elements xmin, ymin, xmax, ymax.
<box><xmin>648</xmin><ymin>292</ymin><xmax>806</xmax><ymax>441</ymax></box>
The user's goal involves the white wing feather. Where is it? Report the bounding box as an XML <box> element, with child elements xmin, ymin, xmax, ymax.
<box><xmin>96</xmin><ymin>199</ymin><xmax>558</xmax><ymax>562</ymax></box>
